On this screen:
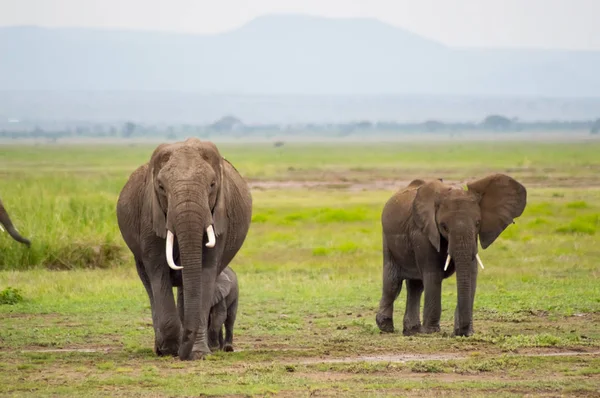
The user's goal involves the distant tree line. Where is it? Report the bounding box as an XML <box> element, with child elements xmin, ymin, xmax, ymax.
<box><xmin>1</xmin><ymin>114</ymin><xmax>599</xmax><ymax>141</ymax></box>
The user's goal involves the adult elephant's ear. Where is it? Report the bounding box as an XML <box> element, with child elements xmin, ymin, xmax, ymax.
<box><xmin>146</xmin><ymin>167</ymin><xmax>167</xmax><ymax>239</ymax></box>
<box><xmin>213</xmin><ymin>159</ymin><xmax>228</xmax><ymax>237</ymax></box>
<box><xmin>412</xmin><ymin>180</ymin><xmax>445</xmax><ymax>252</ymax></box>
<box><xmin>147</xmin><ymin>143</ymin><xmax>170</xmax><ymax>239</ymax></box>
<box><xmin>468</xmin><ymin>174</ymin><xmax>527</xmax><ymax>249</ymax></box>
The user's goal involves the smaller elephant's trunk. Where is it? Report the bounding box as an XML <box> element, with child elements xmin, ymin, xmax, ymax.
<box><xmin>0</xmin><ymin>205</ymin><xmax>30</xmax><ymax>247</ymax></box>
<box><xmin>448</xmin><ymin>231</ymin><xmax>478</xmax><ymax>337</ymax></box>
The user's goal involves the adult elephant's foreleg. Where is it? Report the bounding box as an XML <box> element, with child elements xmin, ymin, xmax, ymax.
<box><xmin>403</xmin><ymin>279</ymin><xmax>424</xmax><ymax>335</ymax></box>
<box><xmin>422</xmin><ymin>272</ymin><xmax>443</xmax><ymax>333</ymax></box>
<box><xmin>145</xmin><ymin>255</ymin><xmax>181</xmax><ymax>356</ymax></box>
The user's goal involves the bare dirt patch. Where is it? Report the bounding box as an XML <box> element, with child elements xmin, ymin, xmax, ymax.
<box><xmin>19</xmin><ymin>347</ymin><xmax>113</xmax><ymax>354</ymax></box>
<box><xmin>248</xmin><ymin>178</ymin><xmax>600</xmax><ymax>191</ymax></box>
<box><xmin>294</xmin><ymin>349</ymin><xmax>600</xmax><ymax>365</ymax></box>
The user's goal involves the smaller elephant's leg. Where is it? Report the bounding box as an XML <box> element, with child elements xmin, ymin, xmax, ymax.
<box><xmin>208</xmin><ymin>301</ymin><xmax>227</xmax><ymax>352</ymax></box>
<box><xmin>223</xmin><ymin>298</ymin><xmax>238</xmax><ymax>352</ymax></box>
<box><xmin>376</xmin><ymin>244</ymin><xmax>403</xmax><ymax>333</ymax></box>
<box><xmin>177</xmin><ymin>287</ymin><xmax>184</xmax><ymax>325</ymax></box>
<box><xmin>422</xmin><ymin>272</ymin><xmax>443</xmax><ymax>333</ymax></box>
<box><xmin>403</xmin><ymin>279</ymin><xmax>424</xmax><ymax>335</ymax></box>
<box><xmin>218</xmin><ymin>329</ymin><xmax>224</xmax><ymax>350</ymax></box>
<box><xmin>207</xmin><ymin>309</ymin><xmax>220</xmax><ymax>351</ymax></box>
<box><xmin>454</xmin><ymin>264</ymin><xmax>478</xmax><ymax>336</ymax></box>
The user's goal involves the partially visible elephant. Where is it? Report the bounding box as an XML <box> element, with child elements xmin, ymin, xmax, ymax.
<box><xmin>208</xmin><ymin>266</ymin><xmax>238</xmax><ymax>352</ymax></box>
<box><xmin>0</xmin><ymin>196</ymin><xmax>31</xmax><ymax>247</ymax></box>
<box><xmin>376</xmin><ymin>174</ymin><xmax>526</xmax><ymax>337</ymax></box>
<box><xmin>116</xmin><ymin>138</ymin><xmax>252</xmax><ymax>360</ymax></box>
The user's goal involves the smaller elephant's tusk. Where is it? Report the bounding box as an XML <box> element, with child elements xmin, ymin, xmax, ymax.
<box><xmin>166</xmin><ymin>230</ymin><xmax>183</xmax><ymax>270</ymax></box>
<box><xmin>444</xmin><ymin>254</ymin><xmax>451</xmax><ymax>271</ymax></box>
<box><xmin>206</xmin><ymin>225</ymin><xmax>216</xmax><ymax>248</ymax></box>
<box><xmin>475</xmin><ymin>253</ymin><xmax>485</xmax><ymax>270</ymax></box>
<box><xmin>0</xmin><ymin>225</ymin><xmax>4</xmax><ymax>232</ymax></box>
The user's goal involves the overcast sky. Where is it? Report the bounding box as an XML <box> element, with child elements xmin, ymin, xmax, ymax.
<box><xmin>1</xmin><ymin>0</ymin><xmax>598</xmax><ymax>50</ymax></box>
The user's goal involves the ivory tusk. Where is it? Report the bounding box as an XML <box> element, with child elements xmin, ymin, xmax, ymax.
<box><xmin>206</xmin><ymin>225</ymin><xmax>216</xmax><ymax>248</ymax></box>
<box><xmin>0</xmin><ymin>225</ymin><xmax>4</xmax><ymax>232</ymax></box>
<box><xmin>166</xmin><ymin>230</ymin><xmax>183</xmax><ymax>270</ymax></box>
<box><xmin>444</xmin><ymin>254</ymin><xmax>451</xmax><ymax>271</ymax></box>
<box><xmin>475</xmin><ymin>253</ymin><xmax>485</xmax><ymax>270</ymax></box>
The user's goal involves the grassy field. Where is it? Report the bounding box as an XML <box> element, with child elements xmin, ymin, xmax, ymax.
<box><xmin>1</xmin><ymin>141</ymin><xmax>599</xmax><ymax>397</ymax></box>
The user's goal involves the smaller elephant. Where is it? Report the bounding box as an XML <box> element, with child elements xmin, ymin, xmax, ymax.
<box><xmin>376</xmin><ymin>174</ymin><xmax>527</xmax><ymax>337</ymax></box>
<box><xmin>208</xmin><ymin>266</ymin><xmax>239</xmax><ymax>352</ymax></box>
<box><xmin>0</xmin><ymin>196</ymin><xmax>31</xmax><ymax>247</ymax></box>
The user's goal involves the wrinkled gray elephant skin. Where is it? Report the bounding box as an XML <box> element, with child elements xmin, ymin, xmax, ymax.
<box><xmin>116</xmin><ymin>138</ymin><xmax>252</xmax><ymax>360</ymax></box>
<box><xmin>376</xmin><ymin>174</ymin><xmax>526</xmax><ymax>337</ymax></box>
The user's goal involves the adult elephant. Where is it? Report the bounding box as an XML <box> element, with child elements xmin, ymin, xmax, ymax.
<box><xmin>376</xmin><ymin>174</ymin><xmax>526</xmax><ymax>337</ymax></box>
<box><xmin>0</xmin><ymin>196</ymin><xmax>31</xmax><ymax>247</ymax></box>
<box><xmin>116</xmin><ymin>138</ymin><xmax>252</xmax><ymax>360</ymax></box>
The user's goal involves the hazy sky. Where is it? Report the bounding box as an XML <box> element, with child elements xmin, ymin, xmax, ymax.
<box><xmin>1</xmin><ymin>0</ymin><xmax>598</xmax><ymax>50</ymax></box>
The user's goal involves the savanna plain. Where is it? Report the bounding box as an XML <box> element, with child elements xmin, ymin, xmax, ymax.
<box><xmin>1</xmin><ymin>141</ymin><xmax>599</xmax><ymax>397</ymax></box>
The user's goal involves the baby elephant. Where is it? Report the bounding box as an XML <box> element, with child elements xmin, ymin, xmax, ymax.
<box><xmin>208</xmin><ymin>266</ymin><xmax>239</xmax><ymax>352</ymax></box>
<box><xmin>376</xmin><ymin>174</ymin><xmax>526</xmax><ymax>337</ymax></box>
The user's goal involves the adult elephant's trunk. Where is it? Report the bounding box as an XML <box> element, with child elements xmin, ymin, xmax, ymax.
<box><xmin>168</xmin><ymin>199</ymin><xmax>218</xmax><ymax>360</ymax></box>
<box><xmin>0</xmin><ymin>204</ymin><xmax>30</xmax><ymax>247</ymax></box>
<box><xmin>449</xmin><ymin>234</ymin><xmax>477</xmax><ymax>337</ymax></box>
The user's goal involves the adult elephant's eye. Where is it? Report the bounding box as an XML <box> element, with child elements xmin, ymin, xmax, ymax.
<box><xmin>476</xmin><ymin>220</ymin><xmax>481</xmax><ymax>228</ymax></box>
<box><xmin>441</xmin><ymin>222</ymin><xmax>448</xmax><ymax>232</ymax></box>
<box><xmin>210</xmin><ymin>180</ymin><xmax>216</xmax><ymax>188</ymax></box>
<box><xmin>157</xmin><ymin>182</ymin><xmax>165</xmax><ymax>192</ymax></box>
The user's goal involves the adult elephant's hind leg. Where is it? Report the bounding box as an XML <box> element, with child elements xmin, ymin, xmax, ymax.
<box><xmin>135</xmin><ymin>259</ymin><xmax>163</xmax><ymax>354</ymax></box>
<box><xmin>376</xmin><ymin>242</ymin><xmax>403</xmax><ymax>333</ymax></box>
<box><xmin>403</xmin><ymin>279</ymin><xmax>424</xmax><ymax>335</ymax></box>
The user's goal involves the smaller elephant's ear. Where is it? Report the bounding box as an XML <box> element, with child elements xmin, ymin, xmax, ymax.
<box><xmin>468</xmin><ymin>174</ymin><xmax>527</xmax><ymax>249</ymax></box>
<box><xmin>146</xmin><ymin>168</ymin><xmax>167</xmax><ymax>239</ymax></box>
<box><xmin>412</xmin><ymin>180</ymin><xmax>445</xmax><ymax>252</ymax></box>
<box><xmin>210</xmin><ymin>271</ymin><xmax>232</xmax><ymax>307</ymax></box>
<box><xmin>212</xmin><ymin>159</ymin><xmax>228</xmax><ymax>237</ymax></box>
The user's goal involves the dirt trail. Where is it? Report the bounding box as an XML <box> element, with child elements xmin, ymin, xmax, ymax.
<box><xmin>248</xmin><ymin>179</ymin><xmax>600</xmax><ymax>191</ymax></box>
<box><xmin>248</xmin><ymin>180</ymin><xmax>439</xmax><ymax>192</ymax></box>
<box><xmin>19</xmin><ymin>347</ymin><xmax>600</xmax><ymax>366</ymax></box>
<box><xmin>294</xmin><ymin>349</ymin><xmax>600</xmax><ymax>365</ymax></box>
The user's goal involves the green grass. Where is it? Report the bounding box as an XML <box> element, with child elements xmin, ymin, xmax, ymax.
<box><xmin>1</xmin><ymin>141</ymin><xmax>599</xmax><ymax>396</ymax></box>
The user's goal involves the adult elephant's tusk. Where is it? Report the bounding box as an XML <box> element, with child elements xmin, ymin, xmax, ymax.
<box><xmin>206</xmin><ymin>225</ymin><xmax>216</xmax><ymax>248</ymax></box>
<box><xmin>0</xmin><ymin>225</ymin><xmax>4</xmax><ymax>232</ymax></box>
<box><xmin>444</xmin><ymin>254</ymin><xmax>451</xmax><ymax>271</ymax></box>
<box><xmin>166</xmin><ymin>230</ymin><xmax>183</xmax><ymax>270</ymax></box>
<box><xmin>476</xmin><ymin>253</ymin><xmax>485</xmax><ymax>270</ymax></box>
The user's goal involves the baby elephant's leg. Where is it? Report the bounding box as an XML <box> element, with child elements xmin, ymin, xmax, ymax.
<box><xmin>223</xmin><ymin>297</ymin><xmax>238</xmax><ymax>352</ymax></box>
<box><xmin>208</xmin><ymin>301</ymin><xmax>228</xmax><ymax>352</ymax></box>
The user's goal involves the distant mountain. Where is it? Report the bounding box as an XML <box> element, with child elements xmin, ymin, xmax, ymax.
<box><xmin>2</xmin><ymin>14</ymin><xmax>599</xmax><ymax>96</ymax></box>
